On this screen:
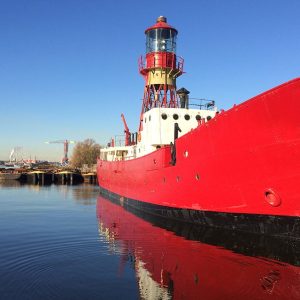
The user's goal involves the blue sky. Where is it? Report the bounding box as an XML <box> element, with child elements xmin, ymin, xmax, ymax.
<box><xmin>1</xmin><ymin>0</ymin><xmax>299</xmax><ymax>161</ymax></box>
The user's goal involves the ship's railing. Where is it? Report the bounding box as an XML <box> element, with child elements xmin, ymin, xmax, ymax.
<box><xmin>114</xmin><ymin>135</ymin><xmax>126</xmax><ymax>147</ymax></box>
<box><xmin>106</xmin><ymin>134</ymin><xmax>139</xmax><ymax>149</ymax></box>
<box><xmin>188</xmin><ymin>98</ymin><xmax>216</xmax><ymax>110</ymax></box>
<box><xmin>138</xmin><ymin>53</ymin><xmax>184</xmax><ymax>74</ymax></box>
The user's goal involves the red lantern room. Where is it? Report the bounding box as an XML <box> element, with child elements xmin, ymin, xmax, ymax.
<box><xmin>138</xmin><ymin>16</ymin><xmax>184</xmax><ymax>118</ymax></box>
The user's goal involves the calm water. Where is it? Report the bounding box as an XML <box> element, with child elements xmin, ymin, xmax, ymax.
<box><xmin>0</xmin><ymin>182</ymin><xmax>300</xmax><ymax>299</ymax></box>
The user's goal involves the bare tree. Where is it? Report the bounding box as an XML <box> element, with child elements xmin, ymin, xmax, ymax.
<box><xmin>71</xmin><ymin>139</ymin><xmax>100</xmax><ymax>168</ymax></box>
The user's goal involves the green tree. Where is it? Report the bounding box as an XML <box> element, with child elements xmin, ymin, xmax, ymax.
<box><xmin>71</xmin><ymin>139</ymin><xmax>100</xmax><ymax>168</ymax></box>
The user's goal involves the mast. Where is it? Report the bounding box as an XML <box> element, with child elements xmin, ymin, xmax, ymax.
<box><xmin>138</xmin><ymin>16</ymin><xmax>184</xmax><ymax>131</ymax></box>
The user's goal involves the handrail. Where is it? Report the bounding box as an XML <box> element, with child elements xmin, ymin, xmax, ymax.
<box><xmin>139</xmin><ymin>53</ymin><xmax>184</xmax><ymax>74</ymax></box>
<box><xmin>189</xmin><ymin>98</ymin><xmax>216</xmax><ymax>110</ymax></box>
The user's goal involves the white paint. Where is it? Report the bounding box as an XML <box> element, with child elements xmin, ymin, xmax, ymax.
<box><xmin>100</xmin><ymin>106</ymin><xmax>217</xmax><ymax>161</ymax></box>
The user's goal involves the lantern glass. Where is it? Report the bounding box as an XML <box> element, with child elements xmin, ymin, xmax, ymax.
<box><xmin>146</xmin><ymin>28</ymin><xmax>177</xmax><ymax>53</ymax></box>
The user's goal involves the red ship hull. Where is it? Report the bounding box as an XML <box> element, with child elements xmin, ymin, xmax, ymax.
<box><xmin>97</xmin><ymin>78</ymin><xmax>300</xmax><ymax>237</ymax></box>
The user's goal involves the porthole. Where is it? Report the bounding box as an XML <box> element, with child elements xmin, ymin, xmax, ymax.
<box><xmin>184</xmin><ymin>150</ymin><xmax>189</xmax><ymax>158</ymax></box>
<box><xmin>149</xmin><ymin>115</ymin><xmax>151</xmax><ymax>121</ymax></box>
<box><xmin>163</xmin><ymin>177</ymin><xmax>166</xmax><ymax>183</ymax></box>
<box><xmin>161</xmin><ymin>113</ymin><xmax>167</xmax><ymax>120</ymax></box>
<box><xmin>153</xmin><ymin>159</ymin><xmax>156</xmax><ymax>164</ymax></box>
<box><xmin>207</xmin><ymin>116</ymin><xmax>212</xmax><ymax>121</ymax></box>
<box><xmin>196</xmin><ymin>115</ymin><xmax>201</xmax><ymax>121</ymax></box>
<box><xmin>145</xmin><ymin>117</ymin><xmax>147</xmax><ymax>123</ymax></box>
<box><xmin>173</xmin><ymin>114</ymin><xmax>179</xmax><ymax>120</ymax></box>
<box><xmin>195</xmin><ymin>174</ymin><xmax>200</xmax><ymax>180</ymax></box>
<box><xmin>184</xmin><ymin>114</ymin><xmax>190</xmax><ymax>120</ymax></box>
<box><xmin>176</xmin><ymin>176</ymin><xmax>180</xmax><ymax>182</ymax></box>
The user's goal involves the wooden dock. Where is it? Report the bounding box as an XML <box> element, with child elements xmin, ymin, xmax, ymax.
<box><xmin>82</xmin><ymin>173</ymin><xmax>98</xmax><ymax>184</ymax></box>
<box><xmin>0</xmin><ymin>170</ymin><xmax>98</xmax><ymax>185</ymax></box>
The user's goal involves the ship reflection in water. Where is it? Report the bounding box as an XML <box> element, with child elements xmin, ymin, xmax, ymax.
<box><xmin>97</xmin><ymin>195</ymin><xmax>300</xmax><ymax>300</ymax></box>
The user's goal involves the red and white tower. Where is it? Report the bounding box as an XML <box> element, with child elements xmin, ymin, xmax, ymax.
<box><xmin>138</xmin><ymin>16</ymin><xmax>184</xmax><ymax>130</ymax></box>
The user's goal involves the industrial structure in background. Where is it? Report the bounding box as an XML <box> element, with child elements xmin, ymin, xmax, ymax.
<box><xmin>9</xmin><ymin>147</ymin><xmax>22</xmax><ymax>163</ymax></box>
<box><xmin>45</xmin><ymin>140</ymin><xmax>75</xmax><ymax>164</ymax></box>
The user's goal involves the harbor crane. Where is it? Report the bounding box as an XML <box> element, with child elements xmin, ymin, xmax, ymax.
<box><xmin>45</xmin><ymin>140</ymin><xmax>75</xmax><ymax>164</ymax></box>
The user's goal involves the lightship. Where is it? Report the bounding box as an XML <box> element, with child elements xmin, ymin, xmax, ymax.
<box><xmin>97</xmin><ymin>16</ymin><xmax>300</xmax><ymax>238</ymax></box>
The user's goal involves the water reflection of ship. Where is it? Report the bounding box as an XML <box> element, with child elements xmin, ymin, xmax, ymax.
<box><xmin>97</xmin><ymin>195</ymin><xmax>300</xmax><ymax>300</ymax></box>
